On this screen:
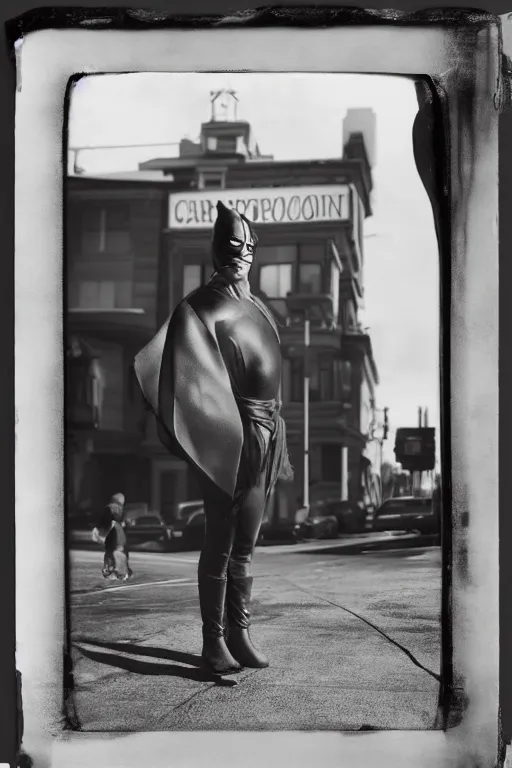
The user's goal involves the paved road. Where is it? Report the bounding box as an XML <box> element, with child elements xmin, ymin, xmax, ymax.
<box><xmin>68</xmin><ymin>536</ymin><xmax>442</xmax><ymax>732</ymax></box>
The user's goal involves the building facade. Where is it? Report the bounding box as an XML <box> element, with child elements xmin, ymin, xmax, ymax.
<box><xmin>66</xmin><ymin>95</ymin><xmax>382</xmax><ymax>525</ymax></box>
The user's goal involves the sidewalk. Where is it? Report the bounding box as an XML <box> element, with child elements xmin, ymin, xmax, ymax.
<box><xmin>70</xmin><ymin>541</ymin><xmax>442</xmax><ymax>732</ymax></box>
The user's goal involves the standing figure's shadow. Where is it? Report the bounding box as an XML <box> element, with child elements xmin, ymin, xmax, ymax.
<box><xmin>73</xmin><ymin>638</ymin><xmax>239</xmax><ymax>687</ymax></box>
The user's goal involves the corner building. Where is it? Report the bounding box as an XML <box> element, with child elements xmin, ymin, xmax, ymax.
<box><xmin>65</xmin><ymin>96</ymin><xmax>381</xmax><ymax>526</ymax></box>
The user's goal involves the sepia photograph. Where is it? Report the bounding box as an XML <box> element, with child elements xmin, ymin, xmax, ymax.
<box><xmin>65</xmin><ymin>71</ymin><xmax>443</xmax><ymax>732</ymax></box>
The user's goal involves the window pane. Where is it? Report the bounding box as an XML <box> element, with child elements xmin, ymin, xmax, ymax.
<box><xmin>98</xmin><ymin>281</ymin><xmax>116</xmax><ymax>309</ymax></box>
<box><xmin>260</xmin><ymin>264</ymin><xmax>292</xmax><ymax>298</ymax></box>
<box><xmin>342</xmin><ymin>361</ymin><xmax>352</xmax><ymax>396</ymax></box>
<box><xmin>333</xmin><ymin>359</ymin><xmax>352</xmax><ymax>400</ymax></box>
<box><xmin>116</xmin><ymin>281</ymin><xmax>132</xmax><ymax>308</ymax></box>
<box><xmin>299</xmin><ymin>263</ymin><xmax>322</xmax><ymax>294</ymax></box>
<box><xmin>183</xmin><ymin>264</ymin><xmax>202</xmax><ymax>297</ymax></box>
<box><xmin>202</xmin><ymin>176</ymin><xmax>223</xmax><ymax>189</ymax></box>
<box><xmin>77</xmin><ymin>281</ymin><xmax>99</xmax><ymax>308</ymax></box>
<box><xmin>217</xmin><ymin>136</ymin><xmax>237</xmax><ymax>153</ymax></box>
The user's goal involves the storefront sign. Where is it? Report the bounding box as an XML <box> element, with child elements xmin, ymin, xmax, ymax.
<box><xmin>168</xmin><ymin>185</ymin><xmax>350</xmax><ymax>229</ymax></box>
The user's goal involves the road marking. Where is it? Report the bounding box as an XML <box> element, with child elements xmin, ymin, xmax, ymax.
<box><xmin>73</xmin><ymin>578</ymin><xmax>195</xmax><ymax>597</ymax></box>
<box><xmin>257</xmin><ymin>537</ymin><xmax>403</xmax><ymax>555</ymax></box>
<box><xmin>71</xmin><ymin>551</ymin><xmax>200</xmax><ymax>566</ymax></box>
<box><xmin>361</xmin><ymin>547</ymin><xmax>439</xmax><ymax>557</ymax></box>
<box><xmin>70</xmin><ymin>533</ymin><xmax>424</xmax><ymax>563</ymax></box>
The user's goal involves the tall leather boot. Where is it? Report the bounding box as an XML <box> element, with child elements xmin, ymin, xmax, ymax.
<box><xmin>225</xmin><ymin>575</ymin><xmax>269</xmax><ymax>668</ymax></box>
<box><xmin>198</xmin><ymin>574</ymin><xmax>242</xmax><ymax>675</ymax></box>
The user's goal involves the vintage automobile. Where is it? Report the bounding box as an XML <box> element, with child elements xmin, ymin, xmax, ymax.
<box><xmin>123</xmin><ymin>503</ymin><xmax>173</xmax><ymax>547</ymax></box>
<box><xmin>296</xmin><ymin>499</ymin><xmax>368</xmax><ymax>537</ymax></box>
<box><xmin>372</xmin><ymin>495</ymin><xmax>438</xmax><ymax>534</ymax></box>
<box><xmin>123</xmin><ymin>500</ymin><xmax>206</xmax><ymax>550</ymax></box>
<box><xmin>257</xmin><ymin>517</ymin><xmax>301</xmax><ymax>544</ymax></box>
<box><xmin>160</xmin><ymin>500</ymin><xmax>206</xmax><ymax>549</ymax></box>
<box><xmin>295</xmin><ymin>501</ymin><xmax>339</xmax><ymax>540</ymax></box>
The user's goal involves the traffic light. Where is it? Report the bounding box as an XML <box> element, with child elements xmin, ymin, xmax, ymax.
<box><xmin>394</xmin><ymin>427</ymin><xmax>435</xmax><ymax>471</ymax></box>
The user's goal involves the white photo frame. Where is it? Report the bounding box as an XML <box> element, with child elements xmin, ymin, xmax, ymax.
<box><xmin>14</xmin><ymin>15</ymin><xmax>500</xmax><ymax>768</ymax></box>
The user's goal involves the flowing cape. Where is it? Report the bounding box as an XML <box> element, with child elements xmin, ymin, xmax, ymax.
<box><xmin>133</xmin><ymin>297</ymin><xmax>243</xmax><ymax>498</ymax></box>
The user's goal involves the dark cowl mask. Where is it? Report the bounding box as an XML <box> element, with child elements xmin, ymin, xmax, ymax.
<box><xmin>211</xmin><ymin>201</ymin><xmax>258</xmax><ymax>272</ymax></box>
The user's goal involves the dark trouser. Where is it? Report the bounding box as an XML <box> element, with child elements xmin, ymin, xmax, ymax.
<box><xmin>197</xmin><ymin>466</ymin><xmax>269</xmax><ymax>670</ymax></box>
<box><xmin>198</xmin><ymin>467</ymin><xmax>267</xmax><ymax>584</ymax></box>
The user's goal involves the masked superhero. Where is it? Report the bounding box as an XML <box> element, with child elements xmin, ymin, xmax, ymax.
<box><xmin>133</xmin><ymin>201</ymin><xmax>293</xmax><ymax>675</ymax></box>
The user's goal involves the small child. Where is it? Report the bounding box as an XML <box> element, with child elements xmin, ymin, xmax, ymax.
<box><xmin>92</xmin><ymin>493</ymin><xmax>133</xmax><ymax>581</ymax></box>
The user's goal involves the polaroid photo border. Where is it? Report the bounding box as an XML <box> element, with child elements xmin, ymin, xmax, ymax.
<box><xmin>12</xmin><ymin>9</ymin><xmax>500</xmax><ymax>768</ymax></box>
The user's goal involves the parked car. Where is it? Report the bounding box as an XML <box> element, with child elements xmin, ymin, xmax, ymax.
<box><xmin>298</xmin><ymin>499</ymin><xmax>367</xmax><ymax>536</ymax></box>
<box><xmin>123</xmin><ymin>500</ymin><xmax>207</xmax><ymax>549</ymax></box>
<box><xmin>258</xmin><ymin>517</ymin><xmax>301</xmax><ymax>544</ymax></box>
<box><xmin>123</xmin><ymin>503</ymin><xmax>173</xmax><ymax>546</ymax></box>
<box><xmin>296</xmin><ymin>501</ymin><xmax>339</xmax><ymax>540</ymax></box>
<box><xmin>160</xmin><ymin>500</ymin><xmax>206</xmax><ymax>550</ymax></box>
<box><xmin>372</xmin><ymin>496</ymin><xmax>438</xmax><ymax>534</ymax></box>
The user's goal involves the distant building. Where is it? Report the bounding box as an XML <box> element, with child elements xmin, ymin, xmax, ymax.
<box><xmin>65</xmin><ymin>91</ymin><xmax>381</xmax><ymax>523</ymax></box>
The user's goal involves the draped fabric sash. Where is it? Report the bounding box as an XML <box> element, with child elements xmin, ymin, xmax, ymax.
<box><xmin>235</xmin><ymin>394</ymin><xmax>294</xmax><ymax>501</ymax></box>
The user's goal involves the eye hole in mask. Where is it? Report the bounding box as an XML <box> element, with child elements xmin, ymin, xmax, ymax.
<box><xmin>229</xmin><ymin>236</ymin><xmax>254</xmax><ymax>257</ymax></box>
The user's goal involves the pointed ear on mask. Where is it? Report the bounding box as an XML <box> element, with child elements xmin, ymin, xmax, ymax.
<box><xmin>212</xmin><ymin>201</ymin><xmax>246</xmax><ymax>267</ymax></box>
<box><xmin>241</xmin><ymin>213</ymin><xmax>258</xmax><ymax>248</ymax></box>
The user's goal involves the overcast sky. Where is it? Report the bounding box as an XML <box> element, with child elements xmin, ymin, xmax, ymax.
<box><xmin>68</xmin><ymin>73</ymin><xmax>440</xmax><ymax>465</ymax></box>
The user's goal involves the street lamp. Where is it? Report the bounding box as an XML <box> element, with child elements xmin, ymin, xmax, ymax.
<box><xmin>286</xmin><ymin>290</ymin><xmax>338</xmax><ymax>513</ymax></box>
<box><xmin>367</xmin><ymin>405</ymin><xmax>389</xmax><ymax>505</ymax></box>
<box><xmin>303</xmin><ymin>317</ymin><xmax>310</xmax><ymax>511</ymax></box>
